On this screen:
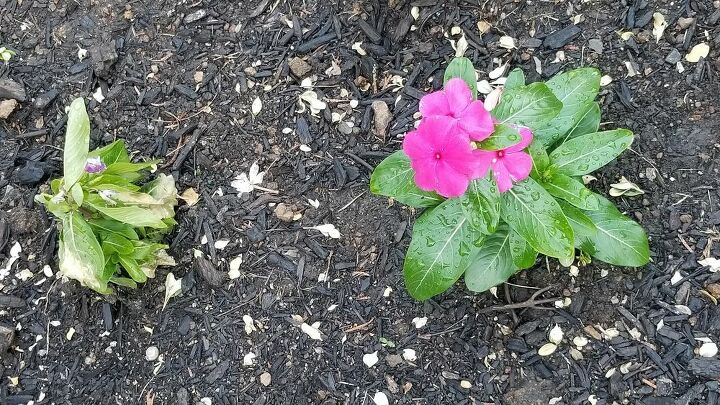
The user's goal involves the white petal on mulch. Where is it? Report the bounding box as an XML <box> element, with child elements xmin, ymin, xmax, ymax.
<box><xmin>77</xmin><ymin>45</ymin><xmax>88</xmax><ymax>61</ymax></box>
<box><xmin>652</xmin><ymin>13</ymin><xmax>667</xmax><ymax>43</ymax></box>
<box><xmin>460</xmin><ymin>380</ymin><xmax>472</xmax><ymax>389</ymax></box>
<box><xmin>66</xmin><ymin>327</ymin><xmax>76</xmax><ymax>341</ymax></box>
<box><xmin>402</xmin><ymin>348</ymin><xmax>417</xmax><ymax>362</ymax></box>
<box><xmin>573</xmin><ymin>336</ymin><xmax>588</xmax><ymax>348</ymax></box>
<box><xmin>163</xmin><ymin>272</ymin><xmax>182</xmax><ymax>310</ymax></box>
<box><xmin>16</xmin><ymin>269</ymin><xmax>33</xmax><ymax>281</ymax></box>
<box><xmin>673</xmin><ymin>305</ymin><xmax>692</xmax><ymax>315</ymax></box>
<box><xmin>300</xmin><ymin>322</ymin><xmax>323</xmax><ymax>340</ymax></box>
<box><xmin>383</xmin><ymin>286</ymin><xmax>393</xmax><ymax>297</ymax></box>
<box><xmin>671</xmin><ymin>270</ymin><xmax>683</xmax><ymax>285</ymax></box>
<box><xmin>538</xmin><ymin>343</ymin><xmax>557</xmax><ymax>356</ymax></box>
<box><xmin>600</xmin><ymin>75</ymin><xmax>613</xmax><ymax>86</ymax></box>
<box><xmin>228</xmin><ymin>256</ymin><xmax>242</xmax><ymax>279</ymax></box>
<box><xmin>488</xmin><ymin>63</ymin><xmax>507</xmax><ymax>80</ymax></box>
<box><xmin>372</xmin><ymin>391</ymin><xmax>389</xmax><ymax>405</ymax></box>
<box><xmin>93</xmin><ymin>87</ymin><xmax>105</xmax><ymax>103</ymax></box>
<box><xmin>351</xmin><ymin>42</ymin><xmax>367</xmax><ymax>56</ymax></box>
<box><xmin>498</xmin><ymin>36</ymin><xmax>516</xmax><ymax>49</ymax></box>
<box><xmin>214</xmin><ymin>240</ymin><xmax>230</xmax><ymax>250</ymax></box>
<box><xmin>685</xmin><ymin>43</ymin><xmax>709</xmax><ymax>63</ymax></box>
<box><xmin>145</xmin><ymin>346</ymin><xmax>159</xmax><ymax>361</ymax></box>
<box><xmin>179</xmin><ymin>188</ymin><xmax>200</xmax><ymax>206</ymax></box>
<box><xmin>363</xmin><ymin>351</ymin><xmax>379</xmax><ymax>367</ymax></box>
<box><xmin>309</xmin><ymin>224</ymin><xmax>340</xmax><ymax>239</ymax></box>
<box><xmin>549</xmin><ymin>397</ymin><xmax>563</xmax><ymax>405</ymax></box>
<box><xmin>251</xmin><ymin>96</ymin><xmax>262</xmax><ymax>116</ymax></box>
<box><xmin>549</xmin><ymin>325</ymin><xmax>564</xmax><ymax>345</ymax></box>
<box><xmin>699</xmin><ymin>257</ymin><xmax>720</xmax><ymax>272</ymax></box>
<box><xmin>484</xmin><ymin>87</ymin><xmax>502</xmax><ymax>111</ymax></box>
<box><xmin>260</xmin><ymin>372</ymin><xmax>272</xmax><ymax>386</ymax></box>
<box><xmin>243</xmin><ymin>315</ymin><xmax>256</xmax><ymax>334</ymax></box>
<box><xmin>411</xmin><ymin>317</ymin><xmax>427</xmax><ymax>329</ymax></box>
<box><xmin>243</xmin><ymin>352</ymin><xmax>256</xmax><ymax>366</ymax></box>
<box><xmin>698</xmin><ymin>341</ymin><xmax>718</xmax><ymax>357</ymax></box>
<box><xmin>609</xmin><ymin>176</ymin><xmax>644</xmax><ymax>197</ymax></box>
<box><xmin>307</xmin><ymin>199</ymin><xmax>320</xmax><ymax>208</ymax></box>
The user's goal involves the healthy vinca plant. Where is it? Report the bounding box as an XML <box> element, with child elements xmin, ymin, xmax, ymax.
<box><xmin>370</xmin><ymin>57</ymin><xmax>650</xmax><ymax>301</ymax></box>
<box><xmin>35</xmin><ymin>98</ymin><xmax>178</xmax><ymax>294</ymax></box>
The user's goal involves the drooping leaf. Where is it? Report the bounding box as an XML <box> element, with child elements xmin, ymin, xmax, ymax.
<box><xmin>101</xmin><ymin>233</ymin><xmax>134</xmax><ymax>256</ymax></box>
<box><xmin>90</xmin><ymin>140</ymin><xmax>130</xmax><ymax>165</ymax></box>
<box><xmin>559</xmin><ymin>102</ymin><xmax>601</xmax><ymax>145</ymax></box>
<box><xmin>404</xmin><ymin>198</ymin><xmax>484</xmax><ymax>300</ymax></box>
<box><xmin>464</xmin><ymin>226</ymin><xmax>516</xmax><ymax>292</ymax></box>
<box><xmin>59</xmin><ymin>212</ymin><xmax>110</xmax><ymax>294</ymax></box>
<box><xmin>88</xmin><ymin>218</ymin><xmax>139</xmax><ymax>240</ymax></box>
<box><xmin>370</xmin><ymin>151</ymin><xmax>444</xmax><ymax>208</ymax></box>
<box><xmin>477</xmin><ymin>124</ymin><xmax>522</xmax><ymax>150</ymax></box>
<box><xmin>533</xmin><ymin>68</ymin><xmax>601</xmax><ymax>146</ymax></box>
<box><xmin>461</xmin><ymin>177</ymin><xmax>501</xmax><ymax>235</ymax></box>
<box><xmin>500</xmin><ymin>178</ymin><xmax>574</xmax><ymax>259</ymax></box>
<box><xmin>543</xmin><ymin>173</ymin><xmax>599</xmax><ymax>210</ymax></box>
<box><xmin>509</xmin><ymin>230</ymin><xmax>538</xmax><ymax>269</ymax></box>
<box><xmin>119</xmin><ymin>255</ymin><xmax>147</xmax><ymax>283</ymax></box>
<box><xmin>63</xmin><ymin>98</ymin><xmax>91</xmax><ymax>190</ymax></box>
<box><xmin>86</xmin><ymin>199</ymin><xmax>168</xmax><ymax>229</ymax></box>
<box><xmin>504</xmin><ymin>68</ymin><xmax>525</xmax><ymax>90</ymax></box>
<box><xmin>444</xmin><ymin>57</ymin><xmax>477</xmax><ymax>99</ymax></box>
<box><xmin>582</xmin><ymin>195</ymin><xmax>650</xmax><ymax>267</ymax></box>
<box><xmin>70</xmin><ymin>184</ymin><xmax>84</xmax><ymax>206</ymax></box>
<box><xmin>557</xmin><ymin>200</ymin><xmax>597</xmax><ymax>254</ymax></box>
<box><xmin>549</xmin><ymin>129</ymin><xmax>634</xmax><ymax>176</ymax></box>
<box><xmin>110</xmin><ymin>276</ymin><xmax>138</xmax><ymax>288</ymax></box>
<box><xmin>492</xmin><ymin>82</ymin><xmax>563</xmax><ymax>131</ymax></box>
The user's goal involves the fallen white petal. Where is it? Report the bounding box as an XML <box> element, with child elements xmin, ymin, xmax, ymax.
<box><xmin>243</xmin><ymin>314</ymin><xmax>256</xmax><ymax>334</ymax></box>
<box><xmin>699</xmin><ymin>257</ymin><xmax>720</xmax><ymax>272</ymax></box>
<box><xmin>300</xmin><ymin>322</ymin><xmax>323</xmax><ymax>340</ymax></box>
<box><xmin>251</xmin><ymin>96</ymin><xmax>262</xmax><ymax>116</ymax></box>
<box><xmin>411</xmin><ymin>317</ymin><xmax>427</xmax><ymax>329</ymax></box>
<box><xmin>310</xmin><ymin>224</ymin><xmax>340</xmax><ymax>239</ymax></box>
<box><xmin>214</xmin><ymin>240</ymin><xmax>230</xmax><ymax>250</ymax></box>
<box><xmin>699</xmin><ymin>342</ymin><xmax>718</xmax><ymax>357</ymax></box>
<box><xmin>372</xmin><ymin>391</ymin><xmax>389</xmax><ymax>405</ymax></box>
<box><xmin>402</xmin><ymin>348</ymin><xmax>417</xmax><ymax>362</ymax></box>
<box><xmin>163</xmin><ymin>273</ymin><xmax>182</xmax><ymax>310</ymax></box>
<box><xmin>538</xmin><ymin>343</ymin><xmax>557</xmax><ymax>356</ymax></box>
<box><xmin>363</xmin><ymin>351</ymin><xmax>379</xmax><ymax>367</ymax></box>
<box><xmin>652</xmin><ymin>13</ymin><xmax>667</xmax><ymax>43</ymax></box>
<box><xmin>685</xmin><ymin>43</ymin><xmax>709</xmax><ymax>63</ymax></box>
<box><xmin>549</xmin><ymin>325</ymin><xmax>564</xmax><ymax>345</ymax></box>
<box><xmin>243</xmin><ymin>352</ymin><xmax>256</xmax><ymax>366</ymax></box>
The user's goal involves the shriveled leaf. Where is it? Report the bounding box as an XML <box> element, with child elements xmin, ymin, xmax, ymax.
<box><xmin>59</xmin><ymin>212</ymin><xmax>110</xmax><ymax>294</ymax></box>
<box><xmin>163</xmin><ymin>272</ymin><xmax>182</xmax><ymax>310</ymax></box>
<box><xmin>609</xmin><ymin>176</ymin><xmax>645</xmax><ymax>197</ymax></box>
<box><xmin>180</xmin><ymin>188</ymin><xmax>200</xmax><ymax>207</ymax></box>
<box><xmin>370</xmin><ymin>151</ymin><xmax>444</xmax><ymax>208</ymax></box>
<box><xmin>310</xmin><ymin>224</ymin><xmax>341</xmax><ymax>239</ymax></box>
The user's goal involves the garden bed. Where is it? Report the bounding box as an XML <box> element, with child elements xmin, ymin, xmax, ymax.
<box><xmin>1</xmin><ymin>0</ymin><xmax>719</xmax><ymax>404</ymax></box>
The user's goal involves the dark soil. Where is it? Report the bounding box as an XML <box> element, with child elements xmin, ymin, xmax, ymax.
<box><xmin>1</xmin><ymin>0</ymin><xmax>720</xmax><ymax>404</ymax></box>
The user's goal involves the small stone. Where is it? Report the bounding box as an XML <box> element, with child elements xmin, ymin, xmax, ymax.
<box><xmin>274</xmin><ymin>203</ymin><xmax>295</xmax><ymax>222</ymax></box>
<box><xmin>677</xmin><ymin>17</ymin><xmax>695</xmax><ymax>30</ymax></box>
<box><xmin>90</xmin><ymin>42</ymin><xmax>118</xmax><ymax>79</ymax></box>
<box><xmin>288</xmin><ymin>57</ymin><xmax>312</xmax><ymax>77</ymax></box>
<box><xmin>260</xmin><ymin>372</ymin><xmax>272</xmax><ymax>386</ymax></box>
<box><xmin>145</xmin><ymin>346</ymin><xmax>159</xmax><ymax>361</ymax></box>
<box><xmin>665</xmin><ymin>48</ymin><xmax>682</xmax><ymax>64</ymax></box>
<box><xmin>184</xmin><ymin>9</ymin><xmax>208</xmax><ymax>24</ymax></box>
<box><xmin>34</xmin><ymin>89</ymin><xmax>59</xmax><ymax>109</ymax></box>
<box><xmin>337</xmin><ymin>121</ymin><xmax>352</xmax><ymax>135</ymax></box>
<box><xmin>371</xmin><ymin>101</ymin><xmax>391</xmax><ymax>139</ymax></box>
<box><xmin>0</xmin><ymin>324</ymin><xmax>14</xmax><ymax>353</ymax></box>
<box><xmin>386</xmin><ymin>354</ymin><xmax>403</xmax><ymax>367</ymax></box>
<box><xmin>0</xmin><ymin>99</ymin><xmax>17</xmax><ymax>119</ymax></box>
<box><xmin>519</xmin><ymin>37</ymin><xmax>543</xmax><ymax>48</ymax></box>
<box><xmin>543</xmin><ymin>25</ymin><xmax>582</xmax><ymax>49</ymax></box>
<box><xmin>588</xmin><ymin>38</ymin><xmax>603</xmax><ymax>54</ymax></box>
<box><xmin>196</xmin><ymin>256</ymin><xmax>225</xmax><ymax>287</ymax></box>
<box><xmin>0</xmin><ymin>78</ymin><xmax>26</xmax><ymax>101</ymax></box>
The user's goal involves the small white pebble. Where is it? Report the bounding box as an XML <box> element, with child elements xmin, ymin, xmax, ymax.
<box><xmin>402</xmin><ymin>348</ymin><xmax>417</xmax><ymax>362</ymax></box>
<box><xmin>363</xmin><ymin>351</ymin><xmax>379</xmax><ymax>368</ymax></box>
<box><xmin>411</xmin><ymin>317</ymin><xmax>427</xmax><ymax>328</ymax></box>
<box><xmin>145</xmin><ymin>346</ymin><xmax>159</xmax><ymax>361</ymax></box>
<box><xmin>66</xmin><ymin>327</ymin><xmax>75</xmax><ymax>341</ymax></box>
<box><xmin>698</xmin><ymin>341</ymin><xmax>718</xmax><ymax>357</ymax></box>
<box><xmin>42</xmin><ymin>265</ymin><xmax>54</xmax><ymax>277</ymax></box>
<box><xmin>460</xmin><ymin>380</ymin><xmax>472</xmax><ymax>389</ymax></box>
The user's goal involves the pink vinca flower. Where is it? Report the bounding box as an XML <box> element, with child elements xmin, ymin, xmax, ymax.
<box><xmin>420</xmin><ymin>78</ymin><xmax>495</xmax><ymax>142</ymax></box>
<box><xmin>474</xmin><ymin>126</ymin><xmax>534</xmax><ymax>193</ymax></box>
<box><xmin>403</xmin><ymin>116</ymin><xmax>478</xmax><ymax>198</ymax></box>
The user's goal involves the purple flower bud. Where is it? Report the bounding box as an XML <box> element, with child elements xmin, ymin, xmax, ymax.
<box><xmin>84</xmin><ymin>157</ymin><xmax>106</xmax><ymax>173</ymax></box>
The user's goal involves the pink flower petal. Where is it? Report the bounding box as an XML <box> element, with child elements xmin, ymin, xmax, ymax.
<box><xmin>444</xmin><ymin>78</ymin><xmax>473</xmax><ymax>115</ymax></box>
<box><xmin>457</xmin><ymin>101</ymin><xmax>495</xmax><ymax>141</ymax></box>
<box><xmin>502</xmin><ymin>152</ymin><xmax>533</xmax><ymax>182</ymax></box>
<box><xmin>419</xmin><ymin>91</ymin><xmax>451</xmax><ymax>117</ymax></box>
<box><xmin>435</xmin><ymin>163</ymin><xmax>471</xmax><ymax>197</ymax></box>
<box><xmin>492</xmin><ymin>161</ymin><xmax>514</xmax><ymax>193</ymax></box>
<box><xmin>403</xmin><ymin>129</ymin><xmax>435</xmax><ymax>160</ymax></box>
<box><xmin>470</xmin><ymin>150</ymin><xmax>494</xmax><ymax>179</ymax></box>
<box><xmin>505</xmin><ymin>126</ymin><xmax>533</xmax><ymax>153</ymax></box>
<box><xmin>411</xmin><ymin>158</ymin><xmax>439</xmax><ymax>192</ymax></box>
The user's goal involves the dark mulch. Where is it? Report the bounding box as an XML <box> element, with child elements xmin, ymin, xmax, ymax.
<box><xmin>1</xmin><ymin>0</ymin><xmax>720</xmax><ymax>404</ymax></box>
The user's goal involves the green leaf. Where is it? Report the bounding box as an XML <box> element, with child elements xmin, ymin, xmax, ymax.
<box><xmin>90</xmin><ymin>140</ymin><xmax>130</xmax><ymax>165</ymax></box>
<box><xmin>59</xmin><ymin>212</ymin><xmax>110</xmax><ymax>294</ymax></box>
<box><xmin>559</xmin><ymin>102</ymin><xmax>601</xmax><ymax>145</ymax></box>
<box><xmin>500</xmin><ymin>178</ymin><xmax>574</xmax><ymax>258</ymax></box>
<box><xmin>110</xmin><ymin>276</ymin><xmax>138</xmax><ymax>288</ymax></box>
<box><xmin>492</xmin><ymin>82</ymin><xmax>563</xmax><ymax>131</ymax></box>
<box><xmin>543</xmin><ymin>173</ymin><xmax>599</xmax><ymax>210</ymax></box>
<box><xmin>444</xmin><ymin>57</ymin><xmax>477</xmax><ymax>99</ymax></box>
<box><xmin>509</xmin><ymin>230</ymin><xmax>538</xmax><ymax>269</ymax></box>
<box><xmin>505</xmin><ymin>68</ymin><xmax>525</xmax><ymax>90</ymax></box>
<box><xmin>86</xmin><ymin>199</ymin><xmax>168</xmax><ymax>229</ymax></box>
<box><xmin>461</xmin><ymin>177</ymin><xmax>501</xmax><ymax>235</ymax></box>
<box><xmin>582</xmin><ymin>195</ymin><xmax>650</xmax><ymax>267</ymax></box>
<box><xmin>104</xmin><ymin>161</ymin><xmax>159</xmax><ymax>176</ymax></box>
<box><xmin>464</xmin><ymin>227</ymin><xmax>516</xmax><ymax>292</ymax></box>
<box><xmin>404</xmin><ymin>198</ymin><xmax>483</xmax><ymax>300</ymax></box>
<box><xmin>88</xmin><ymin>218</ymin><xmax>139</xmax><ymax>240</ymax></box>
<box><xmin>70</xmin><ymin>183</ymin><xmax>84</xmax><ymax>206</ymax></box>
<box><xmin>477</xmin><ymin>124</ymin><xmax>522</xmax><ymax>150</ymax></box>
<box><xmin>527</xmin><ymin>139</ymin><xmax>550</xmax><ymax>180</ymax></box>
<box><xmin>533</xmin><ymin>68</ymin><xmax>601</xmax><ymax>146</ymax></box>
<box><xmin>549</xmin><ymin>129</ymin><xmax>634</xmax><ymax>176</ymax></box>
<box><xmin>63</xmin><ymin>98</ymin><xmax>91</xmax><ymax>190</ymax></box>
<box><xmin>101</xmin><ymin>233</ymin><xmax>135</xmax><ymax>256</ymax></box>
<box><xmin>557</xmin><ymin>200</ymin><xmax>597</xmax><ymax>254</ymax></box>
<box><xmin>118</xmin><ymin>255</ymin><xmax>147</xmax><ymax>283</ymax></box>
<box><xmin>370</xmin><ymin>151</ymin><xmax>444</xmax><ymax>208</ymax></box>
<box><xmin>86</xmin><ymin>174</ymin><xmax>139</xmax><ymax>190</ymax></box>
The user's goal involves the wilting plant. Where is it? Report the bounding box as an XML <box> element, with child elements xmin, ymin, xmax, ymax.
<box><xmin>370</xmin><ymin>56</ymin><xmax>649</xmax><ymax>301</ymax></box>
<box><xmin>36</xmin><ymin>98</ymin><xmax>177</xmax><ymax>294</ymax></box>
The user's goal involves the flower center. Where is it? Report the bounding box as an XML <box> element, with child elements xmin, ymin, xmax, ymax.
<box><xmin>434</xmin><ymin>152</ymin><xmax>442</xmax><ymax>160</ymax></box>
<box><xmin>496</xmin><ymin>150</ymin><xmax>505</xmax><ymax>158</ymax></box>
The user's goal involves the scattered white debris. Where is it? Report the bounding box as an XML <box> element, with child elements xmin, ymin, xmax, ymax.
<box><xmin>327</xmin><ymin>304</ymin><xmax>338</xmax><ymax>312</ymax></box>
<box><xmin>652</xmin><ymin>13</ymin><xmax>667</xmax><ymax>43</ymax></box>
<box><xmin>685</xmin><ymin>43</ymin><xmax>709</xmax><ymax>63</ymax></box>
<box><xmin>352</xmin><ymin>42</ymin><xmax>367</xmax><ymax>56</ymax></box>
<box><xmin>16</xmin><ymin>269</ymin><xmax>33</xmax><ymax>281</ymax></box>
<box><xmin>200</xmin><ymin>398</ymin><xmax>212</xmax><ymax>405</ymax></box>
<box><xmin>402</xmin><ymin>348</ymin><xmax>417</xmax><ymax>362</ymax></box>
<box><xmin>42</xmin><ymin>265</ymin><xmax>54</xmax><ymax>277</ymax></box>
<box><xmin>549</xmin><ymin>325</ymin><xmax>564</xmax><ymax>345</ymax></box>
<box><xmin>411</xmin><ymin>6</ymin><xmax>420</xmax><ymax>20</ymax></box>
<box><xmin>298</xmin><ymin>90</ymin><xmax>327</xmax><ymax>116</ymax></box>
<box><xmin>145</xmin><ymin>346</ymin><xmax>160</xmax><ymax>361</ymax></box>
<box><xmin>66</xmin><ymin>327</ymin><xmax>76</xmax><ymax>341</ymax></box>
<box><xmin>488</xmin><ymin>63</ymin><xmax>508</xmax><ymax>80</ymax></box>
<box><xmin>243</xmin><ymin>352</ymin><xmax>256</xmax><ymax>366</ymax></box>
<box><xmin>600</xmin><ymin>75</ymin><xmax>613</xmax><ymax>86</ymax></box>
<box><xmin>180</xmin><ymin>188</ymin><xmax>200</xmax><ymax>206</ymax></box>
<box><xmin>601</xmin><ymin>327</ymin><xmax>620</xmax><ymax>340</ymax></box>
<box><xmin>243</xmin><ymin>315</ymin><xmax>256</xmax><ymax>334</ymax></box>
<box><xmin>699</xmin><ymin>257</ymin><xmax>720</xmax><ymax>272</ymax></box>
<box><xmin>233</xmin><ymin>163</ymin><xmax>265</xmax><ymax>194</ymax></box>
<box><xmin>483</xmin><ymin>87</ymin><xmax>502</xmax><ymax>111</ymax></box>
<box><xmin>538</xmin><ymin>343</ymin><xmax>557</xmax><ymax>356</ymax></box>
<box><xmin>569</xmin><ymin>266</ymin><xmax>579</xmax><ymax>277</ymax></box>
<box><xmin>0</xmin><ymin>241</ymin><xmax>22</xmax><ymax>280</ymax></box>
<box><xmin>674</xmin><ymin>304</ymin><xmax>692</xmax><ymax>315</ymax></box>
<box><xmin>383</xmin><ymin>286</ymin><xmax>393</xmax><ymax>297</ymax></box>
<box><xmin>163</xmin><ymin>272</ymin><xmax>182</xmax><ymax>310</ymax></box>
<box><xmin>498</xmin><ymin>36</ymin><xmax>516</xmax><ymax>49</ymax></box>
<box><xmin>609</xmin><ymin>176</ymin><xmax>644</xmax><ymax>197</ymax></box>
<box><xmin>307</xmin><ymin>199</ymin><xmax>320</xmax><ymax>208</ymax></box>
<box><xmin>260</xmin><ymin>371</ymin><xmax>272</xmax><ymax>386</ymax></box>
<box><xmin>588</xmin><ymin>394</ymin><xmax>599</xmax><ymax>405</ymax></box>
<box><xmin>698</xmin><ymin>341</ymin><xmax>718</xmax><ymax>357</ymax></box>
<box><xmin>228</xmin><ymin>256</ymin><xmax>242</xmax><ymax>279</ymax></box>
<box><xmin>671</xmin><ymin>270</ymin><xmax>683</xmax><ymax>285</ymax></box>
<box><xmin>300</xmin><ymin>322</ymin><xmax>323</xmax><ymax>340</ymax></box>
<box><xmin>92</xmin><ymin>87</ymin><xmax>105</xmax><ymax>103</ymax></box>
<box><xmin>372</xmin><ymin>391</ymin><xmax>389</xmax><ymax>405</ymax></box>
<box><xmin>411</xmin><ymin>317</ymin><xmax>427</xmax><ymax>329</ymax></box>
<box><xmin>214</xmin><ymin>240</ymin><xmax>230</xmax><ymax>250</ymax></box>
<box><xmin>77</xmin><ymin>45</ymin><xmax>88</xmax><ymax>61</ymax></box>
<box><xmin>605</xmin><ymin>368</ymin><xmax>616</xmax><ymax>378</ymax></box>
<box><xmin>309</xmin><ymin>224</ymin><xmax>340</xmax><ymax>239</ymax></box>
<box><xmin>619</xmin><ymin>362</ymin><xmax>633</xmax><ymax>374</ymax></box>
<box><xmin>624</xmin><ymin>61</ymin><xmax>638</xmax><ymax>77</ymax></box>
<box><xmin>460</xmin><ymin>380</ymin><xmax>472</xmax><ymax>389</ymax></box>
<box><xmin>620</xmin><ymin>32</ymin><xmax>634</xmax><ymax>41</ymax></box>
<box><xmin>549</xmin><ymin>397</ymin><xmax>563</xmax><ymax>405</ymax></box>
<box><xmin>363</xmin><ymin>351</ymin><xmax>379</xmax><ymax>367</ymax></box>
<box><xmin>251</xmin><ymin>96</ymin><xmax>262</xmax><ymax>116</ymax></box>
<box><xmin>573</xmin><ymin>336</ymin><xmax>589</xmax><ymax>348</ymax></box>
